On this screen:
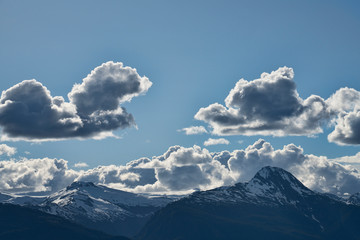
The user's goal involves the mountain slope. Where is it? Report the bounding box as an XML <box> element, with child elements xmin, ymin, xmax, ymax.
<box><xmin>137</xmin><ymin>166</ymin><xmax>360</xmax><ymax>240</ymax></box>
<box><xmin>0</xmin><ymin>203</ymin><xmax>129</xmax><ymax>240</ymax></box>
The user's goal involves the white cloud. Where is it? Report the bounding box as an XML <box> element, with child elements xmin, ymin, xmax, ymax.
<box><xmin>326</xmin><ymin>88</ymin><xmax>360</xmax><ymax>145</ymax></box>
<box><xmin>130</xmin><ymin>141</ymin><xmax>360</xmax><ymax>195</ymax></box>
<box><xmin>2</xmin><ymin>141</ymin><xmax>360</xmax><ymax>196</ymax></box>
<box><xmin>326</xmin><ymin>87</ymin><xmax>360</xmax><ymax>113</ymax></box>
<box><xmin>0</xmin><ymin>158</ymin><xmax>78</xmax><ymax>193</ymax></box>
<box><xmin>328</xmin><ymin>109</ymin><xmax>360</xmax><ymax>145</ymax></box>
<box><xmin>332</xmin><ymin>153</ymin><xmax>360</xmax><ymax>171</ymax></box>
<box><xmin>0</xmin><ymin>144</ymin><xmax>16</xmax><ymax>156</ymax></box>
<box><xmin>131</xmin><ymin>145</ymin><xmax>232</xmax><ymax>194</ymax></box>
<box><xmin>178</xmin><ymin>126</ymin><xmax>208</xmax><ymax>135</ymax></box>
<box><xmin>74</xmin><ymin>162</ymin><xmax>89</xmax><ymax>168</ymax></box>
<box><xmin>332</xmin><ymin>152</ymin><xmax>360</xmax><ymax>164</ymax></box>
<box><xmin>204</xmin><ymin>138</ymin><xmax>230</xmax><ymax>146</ymax></box>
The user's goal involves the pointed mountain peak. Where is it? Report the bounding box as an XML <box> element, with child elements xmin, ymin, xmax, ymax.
<box><xmin>66</xmin><ymin>181</ymin><xmax>97</xmax><ymax>190</ymax></box>
<box><xmin>247</xmin><ymin>166</ymin><xmax>313</xmax><ymax>198</ymax></box>
<box><xmin>184</xmin><ymin>167</ymin><xmax>316</xmax><ymax>207</ymax></box>
<box><xmin>254</xmin><ymin>166</ymin><xmax>297</xmax><ymax>181</ymax></box>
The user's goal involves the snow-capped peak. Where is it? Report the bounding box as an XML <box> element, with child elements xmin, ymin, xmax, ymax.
<box><xmin>248</xmin><ymin>166</ymin><xmax>313</xmax><ymax>195</ymax></box>
<box><xmin>189</xmin><ymin>166</ymin><xmax>315</xmax><ymax>206</ymax></box>
<box><xmin>244</xmin><ymin>166</ymin><xmax>314</xmax><ymax>204</ymax></box>
<box><xmin>46</xmin><ymin>181</ymin><xmax>172</xmax><ymax>210</ymax></box>
<box><xmin>253</xmin><ymin>166</ymin><xmax>302</xmax><ymax>185</ymax></box>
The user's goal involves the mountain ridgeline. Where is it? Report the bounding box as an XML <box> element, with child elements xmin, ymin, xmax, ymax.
<box><xmin>2</xmin><ymin>166</ymin><xmax>360</xmax><ymax>239</ymax></box>
<box><xmin>1</xmin><ymin>181</ymin><xmax>174</xmax><ymax>238</ymax></box>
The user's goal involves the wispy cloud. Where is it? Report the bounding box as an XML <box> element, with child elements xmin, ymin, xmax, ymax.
<box><xmin>74</xmin><ymin>162</ymin><xmax>89</xmax><ymax>168</ymax></box>
<box><xmin>178</xmin><ymin>126</ymin><xmax>208</xmax><ymax>135</ymax></box>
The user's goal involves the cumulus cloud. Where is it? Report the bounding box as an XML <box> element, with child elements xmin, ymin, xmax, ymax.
<box><xmin>121</xmin><ymin>141</ymin><xmax>360</xmax><ymax>195</ymax></box>
<box><xmin>195</xmin><ymin>67</ymin><xmax>360</xmax><ymax>145</ymax></box>
<box><xmin>133</xmin><ymin>145</ymin><xmax>232</xmax><ymax>194</ymax></box>
<box><xmin>68</xmin><ymin>61</ymin><xmax>152</xmax><ymax>117</ymax></box>
<box><xmin>328</xmin><ymin>109</ymin><xmax>360</xmax><ymax>145</ymax></box>
<box><xmin>326</xmin><ymin>87</ymin><xmax>360</xmax><ymax>113</ymax></box>
<box><xmin>204</xmin><ymin>138</ymin><xmax>230</xmax><ymax>146</ymax></box>
<box><xmin>2</xmin><ymin>140</ymin><xmax>360</xmax><ymax>196</ymax></box>
<box><xmin>0</xmin><ymin>61</ymin><xmax>152</xmax><ymax>141</ymax></box>
<box><xmin>178</xmin><ymin>126</ymin><xmax>208</xmax><ymax>135</ymax></box>
<box><xmin>0</xmin><ymin>80</ymin><xmax>81</xmax><ymax>140</ymax></box>
<box><xmin>325</xmin><ymin>87</ymin><xmax>360</xmax><ymax>145</ymax></box>
<box><xmin>0</xmin><ymin>144</ymin><xmax>16</xmax><ymax>156</ymax></box>
<box><xmin>0</xmin><ymin>158</ymin><xmax>78</xmax><ymax>193</ymax></box>
<box><xmin>195</xmin><ymin>67</ymin><xmax>329</xmax><ymax>136</ymax></box>
<box><xmin>76</xmin><ymin>161</ymin><xmax>156</xmax><ymax>189</ymax></box>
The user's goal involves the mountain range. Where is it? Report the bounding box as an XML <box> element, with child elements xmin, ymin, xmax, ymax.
<box><xmin>1</xmin><ymin>181</ymin><xmax>175</xmax><ymax>238</ymax></box>
<box><xmin>2</xmin><ymin>166</ymin><xmax>360</xmax><ymax>239</ymax></box>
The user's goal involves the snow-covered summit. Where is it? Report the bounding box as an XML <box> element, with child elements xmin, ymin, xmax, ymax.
<box><xmin>247</xmin><ymin>166</ymin><xmax>314</xmax><ymax>198</ymax></box>
<box><xmin>188</xmin><ymin>166</ymin><xmax>315</xmax><ymax>206</ymax></box>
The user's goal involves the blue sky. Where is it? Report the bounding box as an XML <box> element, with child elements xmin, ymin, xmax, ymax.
<box><xmin>1</xmin><ymin>0</ymin><xmax>360</xmax><ymax>171</ymax></box>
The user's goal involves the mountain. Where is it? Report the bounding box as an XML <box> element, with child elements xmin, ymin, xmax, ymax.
<box><xmin>2</xmin><ymin>181</ymin><xmax>175</xmax><ymax>238</ymax></box>
<box><xmin>137</xmin><ymin>166</ymin><xmax>360</xmax><ymax>240</ymax></box>
<box><xmin>0</xmin><ymin>203</ymin><xmax>129</xmax><ymax>240</ymax></box>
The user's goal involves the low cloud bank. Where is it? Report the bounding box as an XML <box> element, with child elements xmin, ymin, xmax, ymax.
<box><xmin>1</xmin><ymin>140</ymin><xmax>360</xmax><ymax>196</ymax></box>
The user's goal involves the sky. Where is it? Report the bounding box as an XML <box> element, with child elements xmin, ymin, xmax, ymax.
<box><xmin>1</xmin><ymin>0</ymin><xmax>360</xmax><ymax>196</ymax></box>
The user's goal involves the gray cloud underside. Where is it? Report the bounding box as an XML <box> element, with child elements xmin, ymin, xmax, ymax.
<box><xmin>0</xmin><ymin>61</ymin><xmax>152</xmax><ymax>141</ymax></box>
<box><xmin>1</xmin><ymin>140</ymin><xmax>360</xmax><ymax>196</ymax></box>
<box><xmin>195</xmin><ymin>67</ymin><xmax>360</xmax><ymax>145</ymax></box>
